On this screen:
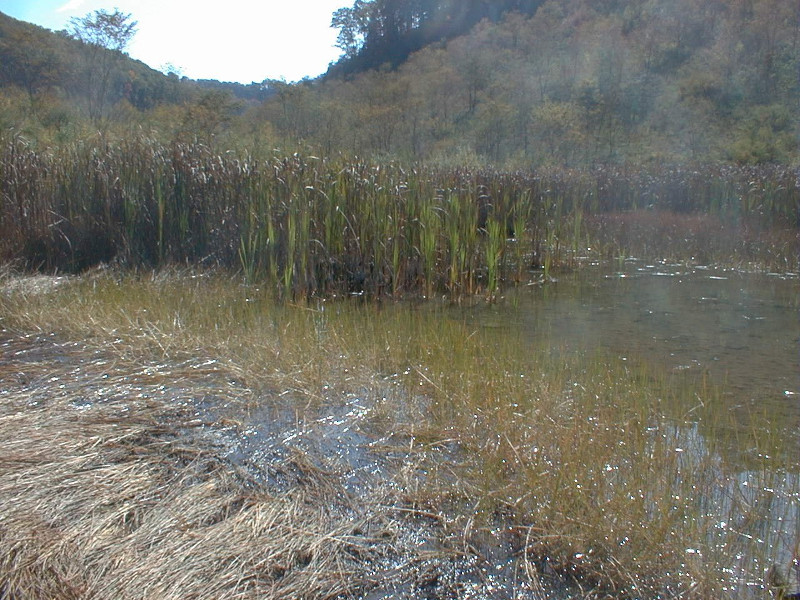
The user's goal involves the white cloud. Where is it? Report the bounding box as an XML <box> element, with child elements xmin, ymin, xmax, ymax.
<box><xmin>56</xmin><ymin>0</ymin><xmax>86</xmax><ymax>13</ymax></box>
<box><xmin>122</xmin><ymin>1</ymin><xmax>342</xmax><ymax>83</ymax></box>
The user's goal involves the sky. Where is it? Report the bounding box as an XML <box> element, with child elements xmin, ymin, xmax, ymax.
<box><xmin>0</xmin><ymin>0</ymin><xmax>347</xmax><ymax>83</ymax></box>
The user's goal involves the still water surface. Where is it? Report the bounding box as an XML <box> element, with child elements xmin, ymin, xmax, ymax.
<box><xmin>463</xmin><ymin>260</ymin><xmax>799</xmax><ymax>431</ymax></box>
<box><xmin>457</xmin><ymin>261</ymin><xmax>798</xmax><ymax>593</ymax></box>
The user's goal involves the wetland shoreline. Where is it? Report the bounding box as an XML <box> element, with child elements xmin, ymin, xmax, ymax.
<box><xmin>1</xmin><ymin>269</ymin><xmax>797</xmax><ymax>599</ymax></box>
<box><xmin>0</xmin><ymin>330</ymin><xmax>563</xmax><ymax>599</ymax></box>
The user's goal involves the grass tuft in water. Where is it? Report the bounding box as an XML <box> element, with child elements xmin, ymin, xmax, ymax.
<box><xmin>1</xmin><ymin>270</ymin><xmax>796</xmax><ymax>598</ymax></box>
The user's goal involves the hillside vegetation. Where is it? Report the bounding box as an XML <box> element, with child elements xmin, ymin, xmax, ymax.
<box><xmin>300</xmin><ymin>0</ymin><xmax>800</xmax><ymax>165</ymax></box>
<box><xmin>0</xmin><ymin>11</ymin><xmax>268</xmax><ymax>144</ymax></box>
<box><xmin>1</xmin><ymin>1</ymin><xmax>798</xmax><ymax>167</ymax></box>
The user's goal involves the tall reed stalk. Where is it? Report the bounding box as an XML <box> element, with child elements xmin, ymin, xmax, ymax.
<box><xmin>485</xmin><ymin>217</ymin><xmax>504</xmax><ymax>298</ymax></box>
<box><xmin>1</xmin><ymin>134</ymin><xmax>797</xmax><ymax>295</ymax></box>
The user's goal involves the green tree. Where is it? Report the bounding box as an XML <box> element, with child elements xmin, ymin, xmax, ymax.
<box><xmin>68</xmin><ymin>9</ymin><xmax>137</xmax><ymax>123</ymax></box>
<box><xmin>179</xmin><ymin>90</ymin><xmax>241</xmax><ymax>143</ymax></box>
<box><xmin>331</xmin><ymin>0</ymin><xmax>372</xmax><ymax>59</ymax></box>
<box><xmin>0</xmin><ymin>27</ymin><xmax>60</xmax><ymax>101</ymax></box>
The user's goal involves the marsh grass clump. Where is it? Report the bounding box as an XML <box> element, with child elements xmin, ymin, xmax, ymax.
<box><xmin>0</xmin><ymin>353</ymin><xmax>386</xmax><ymax>600</ymax></box>
<box><xmin>379</xmin><ymin>315</ymin><xmax>799</xmax><ymax>598</ymax></box>
<box><xmin>2</xmin><ymin>271</ymin><xmax>796</xmax><ymax>598</ymax></box>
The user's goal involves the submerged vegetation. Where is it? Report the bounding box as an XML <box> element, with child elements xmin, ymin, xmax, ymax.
<box><xmin>0</xmin><ymin>270</ymin><xmax>797</xmax><ymax>598</ymax></box>
<box><xmin>2</xmin><ymin>136</ymin><xmax>797</xmax><ymax>299</ymax></box>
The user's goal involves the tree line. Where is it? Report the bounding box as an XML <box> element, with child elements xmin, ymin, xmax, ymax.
<box><xmin>329</xmin><ymin>0</ymin><xmax>544</xmax><ymax>74</ymax></box>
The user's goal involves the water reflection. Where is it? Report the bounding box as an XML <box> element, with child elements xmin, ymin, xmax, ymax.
<box><xmin>667</xmin><ymin>422</ymin><xmax>800</xmax><ymax>596</ymax></box>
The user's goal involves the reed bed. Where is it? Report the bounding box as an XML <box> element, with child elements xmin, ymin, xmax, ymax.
<box><xmin>1</xmin><ymin>135</ymin><xmax>797</xmax><ymax>300</ymax></box>
<box><xmin>1</xmin><ymin>270</ymin><xmax>797</xmax><ymax>599</ymax></box>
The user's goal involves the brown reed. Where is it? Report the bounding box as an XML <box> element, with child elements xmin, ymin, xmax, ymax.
<box><xmin>1</xmin><ymin>134</ymin><xmax>797</xmax><ymax>299</ymax></box>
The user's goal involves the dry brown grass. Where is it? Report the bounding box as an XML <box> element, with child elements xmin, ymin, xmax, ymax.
<box><xmin>0</xmin><ymin>340</ymin><xmax>383</xmax><ymax>599</ymax></box>
<box><xmin>586</xmin><ymin>210</ymin><xmax>799</xmax><ymax>271</ymax></box>
<box><xmin>0</xmin><ymin>274</ymin><xmax>553</xmax><ymax>599</ymax></box>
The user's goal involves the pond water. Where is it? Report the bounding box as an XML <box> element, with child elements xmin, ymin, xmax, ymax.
<box><xmin>463</xmin><ymin>260</ymin><xmax>799</xmax><ymax>437</ymax></box>
<box><xmin>456</xmin><ymin>261</ymin><xmax>799</xmax><ymax>594</ymax></box>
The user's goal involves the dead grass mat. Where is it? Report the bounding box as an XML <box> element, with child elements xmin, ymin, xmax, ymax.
<box><xmin>0</xmin><ymin>337</ymin><xmax>387</xmax><ymax>600</ymax></box>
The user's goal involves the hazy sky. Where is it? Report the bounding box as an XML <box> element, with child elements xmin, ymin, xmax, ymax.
<box><xmin>1</xmin><ymin>0</ymin><xmax>347</xmax><ymax>83</ymax></box>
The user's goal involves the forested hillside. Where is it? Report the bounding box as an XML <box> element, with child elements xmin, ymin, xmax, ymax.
<box><xmin>327</xmin><ymin>0</ymin><xmax>544</xmax><ymax>74</ymax></box>
<box><xmin>1</xmin><ymin>1</ymin><xmax>798</xmax><ymax>166</ymax></box>
<box><xmin>292</xmin><ymin>0</ymin><xmax>800</xmax><ymax>165</ymax></box>
<box><xmin>0</xmin><ymin>11</ymin><xmax>269</xmax><ymax>143</ymax></box>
